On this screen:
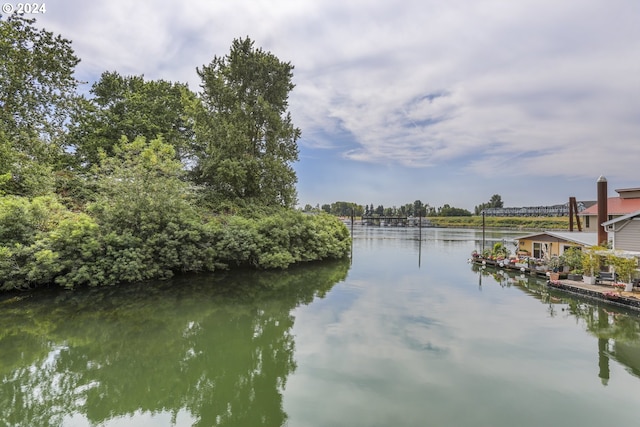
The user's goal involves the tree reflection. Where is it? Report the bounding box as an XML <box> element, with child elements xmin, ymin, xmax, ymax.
<box><xmin>0</xmin><ymin>259</ymin><xmax>350</xmax><ymax>427</ymax></box>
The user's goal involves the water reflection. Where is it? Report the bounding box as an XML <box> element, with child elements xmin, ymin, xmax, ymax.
<box><xmin>0</xmin><ymin>259</ymin><xmax>350</xmax><ymax>427</ymax></box>
<box><xmin>473</xmin><ymin>264</ymin><xmax>640</xmax><ymax>387</ymax></box>
<box><xmin>4</xmin><ymin>228</ymin><xmax>640</xmax><ymax>427</ymax></box>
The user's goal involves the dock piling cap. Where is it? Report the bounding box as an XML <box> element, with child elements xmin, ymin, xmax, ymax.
<box><xmin>597</xmin><ymin>175</ymin><xmax>607</xmax><ymax>183</ymax></box>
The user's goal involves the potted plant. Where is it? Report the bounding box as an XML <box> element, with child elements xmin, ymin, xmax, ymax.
<box><xmin>568</xmin><ymin>269</ymin><xmax>583</xmax><ymax>281</ymax></box>
<box><xmin>492</xmin><ymin>242</ymin><xmax>510</xmax><ymax>261</ymax></box>
<box><xmin>548</xmin><ymin>256</ymin><xmax>561</xmax><ymax>281</ymax></box>
<box><xmin>610</xmin><ymin>255</ymin><xmax>638</xmax><ymax>292</ymax></box>
<box><xmin>582</xmin><ymin>250</ymin><xmax>600</xmax><ymax>285</ymax></box>
<box><xmin>561</xmin><ymin>248</ymin><xmax>583</xmax><ymax>281</ymax></box>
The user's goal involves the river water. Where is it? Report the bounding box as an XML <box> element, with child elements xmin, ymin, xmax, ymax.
<box><xmin>1</xmin><ymin>227</ymin><xmax>639</xmax><ymax>426</ymax></box>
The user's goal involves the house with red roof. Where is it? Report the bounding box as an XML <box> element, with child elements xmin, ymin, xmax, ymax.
<box><xmin>514</xmin><ymin>179</ymin><xmax>640</xmax><ymax>267</ymax></box>
<box><xmin>579</xmin><ymin>187</ymin><xmax>640</xmax><ymax>237</ymax></box>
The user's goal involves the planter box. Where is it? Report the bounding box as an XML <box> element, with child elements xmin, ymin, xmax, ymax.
<box><xmin>549</xmin><ymin>272</ymin><xmax>560</xmax><ymax>281</ymax></box>
<box><xmin>583</xmin><ymin>276</ymin><xmax>597</xmax><ymax>285</ymax></box>
<box><xmin>567</xmin><ymin>274</ymin><xmax>583</xmax><ymax>281</ymax></box>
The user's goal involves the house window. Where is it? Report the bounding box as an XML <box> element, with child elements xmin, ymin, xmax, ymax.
<box><xmin>533</xmin><ymin>242</ymin><xmax>550</xmax><ymax>259</ymax></box>
<box><xmin>585</xmin><ymin>216</ymin><xmax>590</xmax><ymax>228</ymax></box>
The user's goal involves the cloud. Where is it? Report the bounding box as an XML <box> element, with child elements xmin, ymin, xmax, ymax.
<box><xmin>286</xmin><ymin>0</ymin><xmax>640</xmax><ymax>176</ymax></box>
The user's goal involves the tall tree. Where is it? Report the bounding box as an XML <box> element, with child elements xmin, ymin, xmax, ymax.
<box><xmin>195</xmin><ymin>37</ymin><xmax>300</xmax><ymax>208</ymax></box>
<box><xmin>0</xmin><ymin>15</ymin><xmax>80</xmax><ymax>195</ymax></box>
<box><xmin>475</xmin><ymin>194</ymin><xmax>504</xmax><ymax>215</ymax></box>
<box><xmin>489</xmin><ymin>194</ymin><xmax>503</xmax><ymax>208</ymax></box>
<box><xmin>413</xmin><ymin>200</ymin><xmax>425</xmax><ymax>217</ymax></box>
<box><xmin>67</xmin><ymin>72</ymin><xmax>197</xmax><ymax>168</ymax></box>
<box><xmin>0</xmin><ymin>15</ymin><xmax>79</xmax><ymax>142</ymax></box>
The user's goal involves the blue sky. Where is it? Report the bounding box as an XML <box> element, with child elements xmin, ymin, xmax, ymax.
<box><xmin>30</xmin><ymin>0</ymin><xmax>640</xmax><ymax>211</ymax></box>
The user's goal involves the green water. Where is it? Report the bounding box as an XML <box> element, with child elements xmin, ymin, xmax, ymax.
<box><xmin>2</xmin><ymin>228</ymin><xmax>639</xmax><ymax>426</ymax></box>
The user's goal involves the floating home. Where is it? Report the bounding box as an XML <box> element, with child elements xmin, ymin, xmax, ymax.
<box><xmin>515</xmin><ymin>231</ymin><xmax>597</xmax><ymax>260</ymax></box>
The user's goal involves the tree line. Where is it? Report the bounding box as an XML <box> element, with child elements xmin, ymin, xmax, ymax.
<box><xmin>0</xmin><ymin>15</ymin><xmax>350</xmax><ymax>291</ymax></box>
<box><xmin>303</xmin><ymin>200</ymin><xmax>474</xmax><ymax>217</ymax></box>
<box><xmin>304</xmin><ymin>195</ymin><xmax>505</xmax><ymax>217</ymax></box>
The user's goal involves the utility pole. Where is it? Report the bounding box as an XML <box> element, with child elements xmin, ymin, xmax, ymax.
<box><xmin>482</xmin><ymin>211</ymin><xmax>486</xmax><ymax>254</ymax></box>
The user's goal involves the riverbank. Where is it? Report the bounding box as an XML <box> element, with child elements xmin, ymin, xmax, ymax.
<box><xmin>427</xmin><ymin>216</ymin><xmax>569</xmax><ymax>230</ymax></box>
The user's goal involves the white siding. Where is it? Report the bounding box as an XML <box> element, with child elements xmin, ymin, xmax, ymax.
<box><xmin>614</xmin><ymin>220</ymin><xmax>640</xmax><ymax>252</ymax></box>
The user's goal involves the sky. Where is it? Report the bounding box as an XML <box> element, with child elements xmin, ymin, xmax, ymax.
<box><xmin>24</xmin><ymin>0</ymin><xmax>640</xmax><ymax>211</ymax></box>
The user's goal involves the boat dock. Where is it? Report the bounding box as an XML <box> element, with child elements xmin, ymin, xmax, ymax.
<box><xmin>546</xmin><ymin>279</ymin><xmax>640</xmax><ymax>311</ymax></box>
<box><xmin>472</xmin><ymin>258</ymin><xmax>640</xmax><ymax>311</ymax></box>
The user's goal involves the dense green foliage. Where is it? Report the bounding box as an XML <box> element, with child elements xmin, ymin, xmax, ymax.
<box><xmin>67</xmin><ymin>71</ymin><xmax>197</xmax><ymax>168</ymax></box>
<box><xmin>560</xmin><ymin>247</ymin><xmax>584</xmax><ymax>273</ymax></box>
<box><xmin>0</xmin><ymin>17</ymin><xmax>350</xmax><ymax>291</ymax></box>
<box><xmin>0</xmin><ymin>190</ymin><xmax>350</xmax><ymax>290</ymax></box>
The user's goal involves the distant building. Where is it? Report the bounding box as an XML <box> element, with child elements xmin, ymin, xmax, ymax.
<box><xmin>482</xmin><ymin>201</ymin><xmax>594</xmax><ymax>217</ymax></box>
<box><xmin>514</xmin><ymin>178</ymin><xmax>640</xmax><ymax>259</ymax></box>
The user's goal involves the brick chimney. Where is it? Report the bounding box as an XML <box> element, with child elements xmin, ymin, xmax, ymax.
<box><xmin>597</xmin><ymin>175</ymin><xmax>607</xmax><ymax>246</ymax></box>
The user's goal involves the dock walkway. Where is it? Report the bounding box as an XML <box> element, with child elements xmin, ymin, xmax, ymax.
<box><xmin>547</xmin><ymin>279</ymin><xmax>640</xmax><ymax>311</ymax></box>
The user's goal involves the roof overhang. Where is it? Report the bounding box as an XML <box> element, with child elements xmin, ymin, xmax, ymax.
<box><xmin>602</xmin><ymin>209</ymin><xmax>640</xmax><ymax>227</ymax></box>
<box><xmin>516</xmin><ymin>231</ymin><xmax>598</xmax><ymax>247</ymax></box>
<box><xmin>586</xmin><ymin>248</ymin><xmax>640</xmax><ymax>259</ymax></box>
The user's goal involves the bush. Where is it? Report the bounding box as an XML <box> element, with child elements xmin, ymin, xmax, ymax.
<box><xmin>1</xmin><ymin>131</ymin><xmax>352</xmax><ymax>291</ymax></box>
<box><xmin>214</xmin><ymin>211</ymin><xmax>351</xmax><ymax>270</ymax></box>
